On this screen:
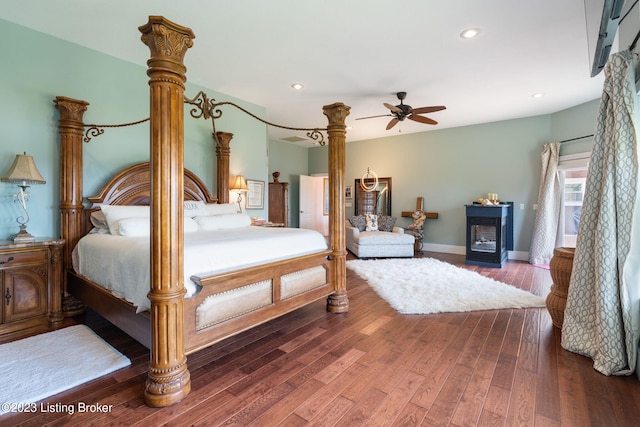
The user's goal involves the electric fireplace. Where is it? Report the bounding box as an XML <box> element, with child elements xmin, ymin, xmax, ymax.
<box><xmin>465</xmin><ymin>203</ymin><xmax>513</xmax><ymax>268</ymax></box>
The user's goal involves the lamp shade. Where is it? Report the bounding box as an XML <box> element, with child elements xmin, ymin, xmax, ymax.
<box><xmin>231</xmin><ymin>175</ymin><xmax>248</xmax><ymax>191</ymax></box>
<box><xmin>1</xmin><ymin>153</ymin><xmax>46</xmax><ymax>185</ymax></box>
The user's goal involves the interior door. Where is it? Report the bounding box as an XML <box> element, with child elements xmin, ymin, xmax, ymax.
<box><xmin>299</xmin><ymin>175</ymin><xmax>328</xmax><ymax>235</ymax></box>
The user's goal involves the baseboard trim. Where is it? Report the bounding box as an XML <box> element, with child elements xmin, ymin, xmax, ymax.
<box><xmin>420</xmin><ymin>243</ymin><xmax>465</xmax><ymax>255</ymax></box>
<box><xmin>508</xmin><ymin>250</ymin><xmax>529</xmax><ymax>261</ymax></box>
<box><xmin>419</xmin><ymin>243</ymin><xmax>530</xmax><ymax>262</ymax></box>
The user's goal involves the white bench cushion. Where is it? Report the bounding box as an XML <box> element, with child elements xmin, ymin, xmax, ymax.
<box><xmin>355</xmin><ymin>231</ymin><xmax>414</xmax><ymax>246</ymax></box>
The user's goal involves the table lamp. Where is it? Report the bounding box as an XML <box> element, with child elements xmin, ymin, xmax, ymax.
<box><xmin>1</xmin><ymin>152</ymin><xmax>46</xmax><ymax>242</ymax></box>
<box><xmin>231</xmin><ymin>175</ymin><xmax>248</xmax><ymax>212</ymax></box>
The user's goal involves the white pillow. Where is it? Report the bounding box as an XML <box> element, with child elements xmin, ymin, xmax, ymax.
<box><xmin>183</xmin><ymin>200</ymin><xmax>209</xmax><ymax>218</ymax></box>
<box><xmin>100</xmin><ymin>205</ymin><xmax>150</xmax><ymax>235</ymax></box>
<box><xmin>117</xmin><ymin>217</ymin><xmax>151</xmax><ymax>237</ymax></box>
<box><xmin>205</xmin><ymin>203</ymin><xmax>239</xmax><ymax>215</ymax></box>
<box><xmin>194</xmin><ymin>214</ymin><xmax>251</xmax><ymax>230</ymax></box>
<box><xmin>365</xmin><ymin>214</ymin><xmax>379</xmax><ymax>231</ymax></box>
<box><xmin>117</xmin><ymin>217</ymin><xmax>200</xmax><ymax>236</ymax></box>
<box><xmin>90</xmin><ymin>211</ymin><xmax>109</xmax><ymax>230</ymax></box>
<box><xmin>184</xmin><ymin>217</ymin><xmax>198</xmax><ymax>233</ymax></box>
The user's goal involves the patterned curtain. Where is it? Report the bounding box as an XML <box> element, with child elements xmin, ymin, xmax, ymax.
<box><xmin>529</xmin><ymin>142</ymin><xmax>561</xmax><ymax>265</ymax></box>
<box><xmin>562</xmin><ymin>50</ymin><xmax>640</xmax><ymax>376</ymax></box>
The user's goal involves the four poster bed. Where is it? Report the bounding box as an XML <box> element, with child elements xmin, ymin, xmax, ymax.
<box><xmin>54</xmin><ymin>16</ymin><xmax>350</xmax><ymax>407</ymax></box>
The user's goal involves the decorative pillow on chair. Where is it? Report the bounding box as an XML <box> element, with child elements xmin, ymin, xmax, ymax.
<box><xmin>348</xmin><ymin>215</ymin><xmax>366</xmax><ymax>231</ymax></box>
<box><xmin>377</xmin><ymin>216</ymin><xmax>397</xmax><ymax>232</ymax></box>
<box><xmin>365</xmin><ymin>214</ymin><xmax>379</xmax><ymax>231</ymax></box>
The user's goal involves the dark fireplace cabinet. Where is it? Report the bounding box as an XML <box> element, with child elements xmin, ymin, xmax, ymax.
<box><xmin>465</xmin><ymin>203</ymin><xmax>514</xmax><ymax>268</ymax></box>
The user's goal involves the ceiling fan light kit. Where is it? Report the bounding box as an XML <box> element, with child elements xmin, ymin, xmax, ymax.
<box><xmin>356</xmin><ymin>91</ymin><xmax>446</xmax><ymax>131</ymax></box>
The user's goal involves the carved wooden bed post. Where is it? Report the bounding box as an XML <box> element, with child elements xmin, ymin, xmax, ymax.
<box><xmin>324</xmin><ymin>103</ymin><xmax>350</xmax><ymax>313</ymax></box>
<box><xmin>54</xmin><ymin>97</ymin><xmax>88</xmax><ymax>272</ymax></box>
<box><xmin>215</xmin><ymin>131</ymin><xmax>233</xmax><ymax>203</ymax></box>
<box><xmin>54</xmin><ymin>96</ymin><xmax>89</xmax><ymax>316</ymax></box>
<box><xmin>139</xmin><ymin>16</ymin><xmax>195</xmax><ymax>407</ymax></box>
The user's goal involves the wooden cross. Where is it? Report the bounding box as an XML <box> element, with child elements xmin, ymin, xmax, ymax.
<box><xmin>401</xmin><ymin>197</ymin><xmax>438</xmax><ymax>219</ymax></box>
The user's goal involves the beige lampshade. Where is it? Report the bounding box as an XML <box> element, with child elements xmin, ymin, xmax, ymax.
<box><xmin>231</xmin><ymin>175</ymin><xmax>248</xmax><ymax>191</ymax></box>
<box><xmin>1</xmin><ymin>153</ymin><xmax>46</xmax><ymax>185</ymax></box>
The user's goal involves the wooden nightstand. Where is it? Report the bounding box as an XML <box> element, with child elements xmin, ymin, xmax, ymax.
<box><xmin>0</xmin><ymin>238</ymin><xmax>64</xmax><ymax>342</ymax></box>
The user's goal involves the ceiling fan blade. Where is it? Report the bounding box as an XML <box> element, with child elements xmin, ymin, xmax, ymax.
<box><xmin>355</xmin><ymin>113</ymin><xmax>393</xmax><ymax>120</ymax></box>
<box><xmin>411</xmin><ymin>106</ymin><xmax>446</xmax><ymax>115</ymax></box>
<box><xmin>386</xmin><ymin>118</ymin><xmax>399</xmax><ymax>130</ymax></box>
<box><xmin>409</xmin><ymin>114</ymin><xmax>438</xmax><ymax>125</ymax></box>
<box><xmin>383</xmin><ymin>102</ymin><xmax>402</xmax><ymax>113</ymax></box>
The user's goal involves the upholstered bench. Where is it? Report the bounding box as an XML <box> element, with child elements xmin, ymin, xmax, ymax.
<box><xmin>345</xmin><ymin>215</ymin><xmax>415</xmax><ymax>258</ymax></box>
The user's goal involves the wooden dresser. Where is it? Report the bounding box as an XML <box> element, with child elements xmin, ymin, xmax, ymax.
<box><xmin>269</xmin><ymin>181</ymin><xmax>289</xmax><ymax>227</ymax></box>
<box><xmin>0</xmin><ymin>238</ymin><xmax>64</xmax><ymax>341</ymax></box>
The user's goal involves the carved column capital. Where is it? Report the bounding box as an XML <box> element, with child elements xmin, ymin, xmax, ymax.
<box><xmin>54</xmin><ymin>96</ymin><xmax>89</xmax><ymax>122</ymax></box>
<box><xmin>215</xmin><ymin>131</ymin><xmax>233</xmax><ymax>154</ymax></box>
<box><xmin>323</xmin><ymin>102</ymin><xmax>351</xmax><ymax>130</ymax></box>
<box><xmin>139</xmin><ymin>16</ymin><xmax>195</xmax><ymax>87</ymax></box>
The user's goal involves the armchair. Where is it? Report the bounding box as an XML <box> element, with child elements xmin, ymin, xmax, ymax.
<box><xmin>345</xmin><ymin>215</ymin><xmax>414</xmax><ymax>258</ymax></box>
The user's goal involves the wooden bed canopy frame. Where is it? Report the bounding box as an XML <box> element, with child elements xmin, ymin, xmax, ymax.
<box><xmin>53</xmin><ymin>16</ymin><xmax>350</xmax><ymax>407</ymax></box>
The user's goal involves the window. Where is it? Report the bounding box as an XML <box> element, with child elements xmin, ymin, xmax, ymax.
<box><xmin>557</xmin><ymin>152</ymin><xmax>590</xmax><ymax>247</ymax></box>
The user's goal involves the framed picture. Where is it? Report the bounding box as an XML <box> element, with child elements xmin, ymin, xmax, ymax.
<box><xmin>323</xmin><ymin>178</ymin><xmax>329</xmax><ymax>215</ymax></box>
<box><xmin>245</xmin><ymin>179</ymin><xmax>264</xmax><ymax>209</ymax></box>
<box><xmin>345</xmin><ymin>185</ymin><xmax>352</xmax><ymax>199</ymax></box>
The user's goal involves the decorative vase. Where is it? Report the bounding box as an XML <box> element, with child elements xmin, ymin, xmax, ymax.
<box><xmin>546</xmin><ymin>247</ymin><xmax>575</xmax><ymax>329</ymax></box>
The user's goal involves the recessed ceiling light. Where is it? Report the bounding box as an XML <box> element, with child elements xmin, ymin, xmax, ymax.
<box><xmin>460</xmin><ymin>28</ymin><xmax>480</xmax><ymax>39</ymax></box>
<box><xmin>531</xmin><ymin>93</ymin><xmax>545</xmax><ymax>98</ymax></box>
<box><xmin>291</xmin><ymin>83</ymin><xmax>304</xmax><ymax>90</ymax></box>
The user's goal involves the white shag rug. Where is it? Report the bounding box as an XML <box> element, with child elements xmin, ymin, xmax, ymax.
<box><xmin>347</xmin><ymin>258</ymin><xmax>546</xmax><ymax>314</ymax></box>
<box><xmin>0</xmin><ymin>325</ymin><xmax>130</xmax><ymax>414</ymax></box>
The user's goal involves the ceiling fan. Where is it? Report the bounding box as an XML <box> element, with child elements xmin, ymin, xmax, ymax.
<box><xmin>356</xmin><ymin>92</ymin><xmax>446</xmax><ymax>130</ymax></box>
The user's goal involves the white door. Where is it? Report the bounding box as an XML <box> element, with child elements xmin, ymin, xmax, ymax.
<box><xmin>299</xmin><ymin>175</ymin><xmax>328</xmax><ymax>235</ymax></box>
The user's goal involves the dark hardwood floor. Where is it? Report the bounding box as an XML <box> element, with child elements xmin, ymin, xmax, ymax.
<box><xmin>4</xmin><ymin>252</ymin><xmax>640</xmax><ymax>426</ymax></box>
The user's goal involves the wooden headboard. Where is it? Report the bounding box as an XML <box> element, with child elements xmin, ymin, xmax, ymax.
<box><xmin>79</xmin><ymin>162</ymin><xmax>218</xmax><ymax>237</ymax></box>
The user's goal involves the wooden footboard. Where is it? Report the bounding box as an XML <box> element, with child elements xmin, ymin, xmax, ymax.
<box><xmin>67</xmin><ymin>250</ymin><xmax>333</xmax><ymax>355</ymax></box>
<box><xmin>186</xmin><ymin>250</ymin><xmax>332</xmax><ymax>354</ymax></box>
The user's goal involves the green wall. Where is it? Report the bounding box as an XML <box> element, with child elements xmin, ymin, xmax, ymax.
<box><xmin>0</xmin><ymin>19</ymin><xmax>268</xmax><ymax>240</ymax></box>
<box><xmin>552</xmin><ymin>99</ymin><xmax>599</xmax><ymax>156</ymax></box>
<box><xmin>308</xmin><ymin>100</ymin><xmax>599</xmax><ymax>257</ymax></box>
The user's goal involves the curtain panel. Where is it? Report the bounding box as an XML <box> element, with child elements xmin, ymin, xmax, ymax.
<box><xmin>562</xmin><ymin>50</ymin><xmax>640</xmax><ymax>376</ymax></box>
<box><xmin>529</xmin><ymin>141</ymin><xmax>561</xmax><ymax>265</ymax></box>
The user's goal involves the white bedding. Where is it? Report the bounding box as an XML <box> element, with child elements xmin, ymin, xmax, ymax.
<box><xmin>73</xmin><ymin>226</ymin><xmax>328</xmax><ymax>312</ymax></box>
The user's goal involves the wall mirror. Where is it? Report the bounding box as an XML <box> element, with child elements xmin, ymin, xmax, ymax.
<box><xmin>354</xmin><ymin>177</ymin><xmax>392</xmax><ymax>216</ymax></box>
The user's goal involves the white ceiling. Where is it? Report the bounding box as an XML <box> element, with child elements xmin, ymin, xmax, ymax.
<box><xmin>1</xmin><ymin>1</ymin><xmax>611</xmax><ymax>144</ymax></box>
